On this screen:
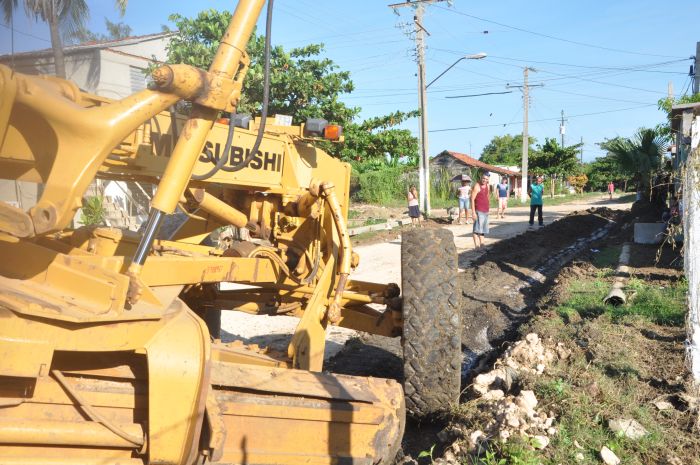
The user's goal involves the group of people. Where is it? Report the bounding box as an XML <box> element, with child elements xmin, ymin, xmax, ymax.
<box><xmin>406</xmin><ymin>172</ymin><xmax>547</xmax><ymax>248</ymax></box>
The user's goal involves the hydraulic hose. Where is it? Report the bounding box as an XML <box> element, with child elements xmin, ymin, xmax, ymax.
<box><xmin>221</xmin><ymin>0</ymin><xmax>273</xmax><ymax>172</ymax></box>
<box><xmin>191</xmin><ymin>0</ymin><xmax>273</xmax><ymax>179</ymax></box>
<box><xmin>190</xmin><ymin>117</ymin><xmax>235</xmax><ymax>180</ymax></box>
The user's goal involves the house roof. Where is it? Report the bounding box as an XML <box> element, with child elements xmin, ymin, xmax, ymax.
<box><xmin>435</xmin><ymin>151</ymin><xmax>520</xmax><ymax>176</ymax></box>
<box><xmin>0</xmin><ymin>31</ymin><xmax>175</xmax><ymax>61</ymax></box>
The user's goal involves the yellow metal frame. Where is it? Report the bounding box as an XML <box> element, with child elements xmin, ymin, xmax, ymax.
<box><xmin>0</xmin><ymin>0</ymin><xmax>407</xmax><ymax>462</ymax></box>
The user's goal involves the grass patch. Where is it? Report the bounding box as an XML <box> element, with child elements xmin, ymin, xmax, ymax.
<box><xmin>592</xmin><ymin>246</ymin><xmax>622</xmax><ymax>269</ymax></box>
<box><xmin>610</xmin><ymin>278</ymin><xmax>688</xmax><ymax>326</ymax></box>
<box><xmin>555</xmin><ymin>276</ymin><xmax>687</xmax><ymax>327</ymax></box>
<box><xmin>529</xmin><ymin>272</ymin><xmax>688</xmax><ymax>464</ymax></box>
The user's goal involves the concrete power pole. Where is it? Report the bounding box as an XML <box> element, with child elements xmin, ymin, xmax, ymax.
<box><xmin>389</xmin><ymin>0</ymin><xmax>445</xmax><ymax>216</ymax></box>
<box><xmin>507</xmin><ymin>68</ymin><xmax>542</xmax><ymax>202</ymax></box>
<box><xmin>416</xmin><ymin>4</ymin><xmax>430</xmax><ymax>215</ymax></box>
<box><xmin>559</xmin><ymin>110</ymin><xmax>567</xmax><ymax>148</ymax></box>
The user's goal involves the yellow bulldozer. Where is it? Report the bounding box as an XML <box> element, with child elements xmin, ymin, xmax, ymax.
<box><xmin>0</xmin><ymin>0</ymin><xmax>461</xmax><ymax>463</ymax></box>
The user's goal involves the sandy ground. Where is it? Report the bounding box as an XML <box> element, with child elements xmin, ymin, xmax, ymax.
<box><xmin>220</xmin><ymin>194</ymin><xmax>633</xmax><ymax>360</ymax></box>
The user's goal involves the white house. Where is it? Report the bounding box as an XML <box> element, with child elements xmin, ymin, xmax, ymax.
<box><xmin>0</xmin><ymin>31</ymin><xmax>173</xmax><ymax>98</ymax></box>
<box><xmin>0</xmin><ymin>32</ymin><xmax>173</xmax><ymax>216</ymax></box>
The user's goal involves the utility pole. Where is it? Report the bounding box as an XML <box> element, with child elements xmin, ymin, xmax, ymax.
<box><xmin>389</xmin><ymin>0</ymin><xmax>445</xmax><ymax>216</ymax></box>
<box><xmin>507</xmin><ymin>68</ymin><xmax>543</xmax><ymax>202</ymax></box>
<box><xmin>580</xmin><ymin>136</ymin><xmax>584</xmax><ymax>164</ymax></box>
<box><xmin>559</xmin><ymin>110</ymin><xmax>567</xmax><ymax>148</ymax></box>
<box><xmin>416</xmin><ymin>3</ymin><xmax>430</xmax><ymax>215</ymax></box>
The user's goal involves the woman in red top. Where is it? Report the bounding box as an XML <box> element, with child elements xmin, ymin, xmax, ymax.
<box><xmin>470</xmin><ymin>172</ymin><xmax>491</xmax><ymax>248</ymax></box>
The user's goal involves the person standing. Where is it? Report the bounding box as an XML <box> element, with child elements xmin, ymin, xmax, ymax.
<box><xmin>528</xmin><ymin>175</ymin><xmax>544</xmax><ymax>228</ymax></box>
<box><xmin>471</xmin><ymin>172</ymin><xmax>491</xmax><ymax>248</ymax></box>
<box><xmin>456</xmin><ymin>175</ymin><xmax>472</xmax><ymax>224</ymax></box>
<box><xmin>495</xmin><ymin>177</ymin><xmax>509</xmax><ymax>219</ymax></box>
<box><xmin>607</xmin><ymin>181</ymin><xmax>615</xmax><ymax>200</ymax></box>
<box><xmin>407</xmin><ymin>185</ymin><xmax>422</xmax><ymax>227</ymax></box>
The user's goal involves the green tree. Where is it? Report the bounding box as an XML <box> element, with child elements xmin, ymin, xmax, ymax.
<box><xmin>479</xmin><ymin>134</ymin><xmax>534</xmax><ymax>166</ymax></box>
<box><xmin>337</xmin><ymin>110</ymin><xmax>419</xmax><ymax>164</ymax></box>
<box><xmin>585</xmin><ymin>153</ymin><xmax>631</xmax><ymax>192</ymax></box>
<box><xmin>1</xmin><ymin>0</ymin><xmax>127</xmax><ymax>78</ymax></box>
<box><xmin>166</xmin><ymin>9</ymin><xmax>358</xmax><ymax>125</ymax></box>
<box><xmin>657</xmin><ymin>93</ymin><xmax>700</xmax><ymax>141</ymax></box>
<box><xmin>165</xmin><ymin>8</ymin><xmax>418</xmax><ymax>163</ymax></box>
<box><xmin>529</xmin><ymin>138</ymin><xmax>583</xmax><ymax>197</ymax></box>
<box><xmin>598</xmin><ymin>128</ymin><xmax>667</xmax><ymax>199</ymax></box>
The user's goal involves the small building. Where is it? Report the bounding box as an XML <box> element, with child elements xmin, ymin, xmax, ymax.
<box><xmin>0</xmin><ymin>32</ymin><xmax>173</xmax><ymax>222</ymax></box>
<box><xmin>431</xmin><ymin>150</ymin><xmax>522</xmax><ymax>196</ymax></box>
<box><xmin>0</xmin><ymin>31</ymin><xmax>174</xmax><ymax>98</ymax></box>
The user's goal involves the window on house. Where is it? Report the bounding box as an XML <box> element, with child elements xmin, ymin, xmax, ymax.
<box><xmin>129</xmin><ymin>66</ymin><xmax>146</xmax><ymax>93</ymax></box>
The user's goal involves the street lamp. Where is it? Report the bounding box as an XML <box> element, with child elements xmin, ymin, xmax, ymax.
<box><xmin>419</xmin><ymin>52</ymin><xmax>486</xmax><ymax>216</ymax></box>
<box><xmin>426</xmin><ymin>53</ymin><xmax>487</xmax><ymax>89</ymax></box>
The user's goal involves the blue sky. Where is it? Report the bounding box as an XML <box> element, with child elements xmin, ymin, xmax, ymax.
<box><xmin>2</xmin><ymin>0</ymin><xmax>698</xmax><ymax>162</ymax></box>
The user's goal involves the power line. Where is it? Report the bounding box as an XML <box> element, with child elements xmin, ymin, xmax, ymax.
<box><xmin>432</xmin><ymin>4</ymin><xmax>687</xmax><ymax>59</ymax></box>
<box><xmin>445</xmin><ymin>90</ymin><xmax>513</xmax><ymax>98</ymax></box>
<box><xmin>429</xmin><ymin>51</ymin><xmax>678</xmax><ymax>94</ymax></box>
<box><xmin>487</xmin><ymin>55</ymin><xmax>689</xmax><ymax>74</ymax></box>
<box><xmin>429</xmin><ymin>103</ymin><xmax>657</xmax><ymax>133</ymax></box>
<box><xmin>0</xmin><ymin>22</ymin><xmax>51</xmax><ymax>44</ymax></box>
<box><xmin>540</xmin><ymin>88</ymin><xmax>654</xmax><ymax>105</ymax></box>
<box><xmin>487</xmin><ymin>58</ymin><xmax>669</xmax><ymax>95</ymax></box>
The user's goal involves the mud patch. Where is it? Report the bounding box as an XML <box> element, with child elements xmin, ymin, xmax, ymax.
<box><xmin>459</xmin><ymin>208</ymin><xmax>627</xmax><ymax>371</ymax></box>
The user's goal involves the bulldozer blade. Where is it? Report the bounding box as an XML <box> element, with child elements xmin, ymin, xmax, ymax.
<box><xmin>0</xmin><ymin>358</ymin><xmax>404</xmax><ymax>465</ymax></box>
<box><xmin>206</xmin><ymin>361</ymin><xmax>406</xmax><ymax>465</ymax></box>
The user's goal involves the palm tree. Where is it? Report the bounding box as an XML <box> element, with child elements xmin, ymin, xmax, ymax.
<box><xmin>600</xmin><ymin>128</ymin><xmax>668</xmax><ymax>200</ymax></box>
<box><xmin>1</xmin><ymin>0</ymin><xmax>127</xmax><ymax>78</ymax></box>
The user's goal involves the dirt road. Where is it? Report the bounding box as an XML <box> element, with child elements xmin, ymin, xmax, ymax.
<box><xmin>351</xmin><ymin>193</ymin><xmax>632</xmax><ymax>283</ymax></box>
<box><xmin>220</xmin><ymin>194</ymin><xmax>632</xmax><ymax>360</ymax></box>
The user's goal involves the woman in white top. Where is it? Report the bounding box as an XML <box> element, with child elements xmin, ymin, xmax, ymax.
<box><xmin>407</xmin><ymin>185</ymin><xmax>422</xmax><ymax>227</ymax></box>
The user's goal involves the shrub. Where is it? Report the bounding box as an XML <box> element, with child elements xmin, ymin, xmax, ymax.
<box><xmin>353</xmin><ymin>166</ymin><xmax>411</xmax><ymax>204</ymax></box>
<box><xmin>80</xmin><ymin>196</ymin><xmax>106</xmax><ymax>226</ymax></box>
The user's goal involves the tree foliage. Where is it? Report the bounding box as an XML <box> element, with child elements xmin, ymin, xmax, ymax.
<box><xmin>479</xmin><ymin>134</ymin><xmax>535</xmax><ymax>166</ymax></box>
<box><xmin>585</xmin><ymin>154</ymin><xmax>630</xmax><ymax>191</ymax></box>
<box><xmin>337</xmin><ymin>110</ymin><xmax>419</xmax><ymax>164</ymax></box>
<box><xmin>166</xmin><ymin>9</ymin><xmax>358</xmax><ymax>125</ymax></box>
<box><xmin>567</xmin><ymin>174</ymin><xmax>588</xmax><ymax>194</ymax></box>
<box><xmin>657</xmin><ymin>93</ymin><xmax>700</xmax><ymax>141</ymax></box>
<box><xmin>165</xmin><ymin>8</ymin><xmax>418</xmax><ymax>163</ymax></box>
<box><xmin>529</xmin><ymin>138</ymin><xmax>582</xmax><ymax>178</ymax></box>
<box><xmin>598</xmin><ymin>128</ymin><xmax>667</xmax><ymax>195</ymax></box>
<box><xmin>79</xmin><ymin>196</ymin><xmax>106</xmax><ymax>226</ymax></box>
<box><xmin>76</xmin><ymin>17</ymin><xmax>132</xmax><ymax>42</ymax></box>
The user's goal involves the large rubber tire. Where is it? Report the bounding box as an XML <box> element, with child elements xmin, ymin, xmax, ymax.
<box><xmin>401</xmin><ymin>228</ymin><xmax>461</xmax><ymax>418</ymax></box>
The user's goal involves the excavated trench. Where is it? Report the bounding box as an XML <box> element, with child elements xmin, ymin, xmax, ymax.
<box><xmin>325</xmin><ymin>207</ymin><xmax>629</xmax><ymax>461</ymax></box>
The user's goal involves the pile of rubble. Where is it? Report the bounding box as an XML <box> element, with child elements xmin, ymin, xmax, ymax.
<box><xmin>467</xmin><ymin>334</ymin><xmax>568</xmax><ymax>448</ymax></box>
<box><xmin>433</xmin><ymin>333</ymin><xmax>572</xmax><ymax>464</ymax></box>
